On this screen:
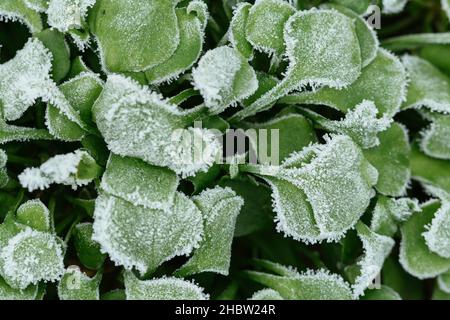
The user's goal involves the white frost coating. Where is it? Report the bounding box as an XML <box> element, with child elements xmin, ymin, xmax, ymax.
<box><xmin>24</xmin><ymin>0</ymin><xmax>49</xmax><ymax>12</ymax></box>
<box><xmin>47</xmin><ymin>0</ymin><xmax>95</xmax><ymax>32</ymax></box>
<box><xmin>0</xmin><ymin>39</ymin><xmax>85</xmax><ymax>127</ymax></box>
<box><xmin>124</xmin><ymin>272</ymin><xmax>209</xmax><ymax>300</ymax></box>
<box><xmin>0</xmin><ymin>0</ymin><xmax>43</xmax><ymax>33</ymax></box>
<box><xmin>0</xmin><ymin>228</ymin><xmax>64</xmax><ymax>290</ymax></box>
<box><xmin>92</xmin><ymin>192</ymin><xmax>204</xmax><ymax>275</ymax></box>
<box><xmin>419</xmin><ymin>113</ymin><xmax>450</xmax><ymax>160</ymax></box>
<box><xmin>382</xmin><ymin>0</ymin><xmax>408</xmax><ymax>14</ymax></box>
<box><xmin>423</xmin><ymin>194</ymin><xmax>450</xmax><ymax>258</ymax></box>
<box><xmin>250</xmin><ymin>288</ymin><xmax>284</xmax><ymax>300</ymax></box>
<box><xmin>192</xmin><ymin>46</ymin><xmax>258</xmax><ymax>114</ymax></box>
<box><xmin>352</xmin><ymin>223</ymin><xmax>395</xmax><ymax>298</ymax></box>
<box><xmin>18</xmin><ymin>150</ymin><xmax>96</xmax><ymax>192</ymax></box>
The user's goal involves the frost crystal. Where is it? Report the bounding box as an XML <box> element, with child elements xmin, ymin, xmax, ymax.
<box><xmin>124</xmin><ymin>272</ymin><xmax>208</xmax><ymax>300</ymax></box>
<box><xmin>47</xmin><ymin>0</ymin><xmax>95</xmax><ymax>32</ymax></box>
<box><xmin>0</xmin><ymin>0</ymin><xmax>43</xmax><ymax>33</ymax></box>
<box><xmin>24</xmin><ymin>0</ymin><xmax>49</xmax><ymax>12</ymax></box>
<box><xmin>249</xmin><ymin>289</ymin><xmax>284</xmax><ymax>300</ymax></box>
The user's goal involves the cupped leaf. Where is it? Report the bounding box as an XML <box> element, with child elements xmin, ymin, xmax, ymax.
<box><xmin>352</xmin><ymin>222</ymin><xmax>395</xmax><ymax>298</ymax></box>
<box><xmin>383</xmin><ymin>33</ymin><xmax>450</xmax><ymax>51</ymax></box>
<box><xmin>92</xmin><ymin>192</ymin><xmax>203</xmax><ymax>276</ymax></box>
<box><xmin>360</xmin><ymin>285</ymin><xmax>401</xmax><ymax>300</ymax></box>
<box><xmin>0</xmin><ymin>0</ymin><xmax>43</xmax><ymax>33</ymax></box>
<box><xmin>90</xmin><ymin>0</ymin><xmax>179</xmax><ymax>72</ymax></box>
<box><xmin>145</xmin><ymin>6</ymin><xmax>206</xmax><ymax>84</ymax></box>
<box><xmin>419</xmin><ymin>112</ymin><xmax>450</xmax><ymax>160</ymax></box>
<box><xmin>0</xmin><ymin>228</ymin><xmax>64</xmax><ymax>289</ymax></box>
<box><xmin>244</xmin><ymin>135</ymin><xmax>377</xmax><ymax>244</ymax></box>
<box><xmin>399</xmin><ymin>200</ymin><xmax>450</xmax><ymax>279</ymax></box>
<box><xmin>193</xmin><ymin>46</ymin><xmax>258</xmax><ymax>114</ymax></box>
<box><xmin>280</xmin><ymin>49</ymin><xmax>407</xmax><ymax>117</ymax></box>
<box><xmin>229</xmin><ymin>2</ymin><xmax>253</xmax><ymax>60</ymax></box>
<box><xmin>363</xmin><ymin>122</ymin><xmax>411</xmax><ymax>197</ymax></box>
<box><xmin>16</xmin><ymin>200</ymin><xmax>51</xmax><ymax>232</ymax></box>
<box><xmin>100</xmin><ymin>154</ymin><xmax>179</xmax><ymax>211</ymax></box>
<box><xmin>73</xmin><ymin>223</ymin><xmax>106</xmax><ymax>270</ymax></box>
<box><xmin>245</xmin><ymin>0</ymin><xmax>295</xmax><ymax>57</ymax></box>
<box><xmin>18</xmin><ymin>149</ymin><xmax>102</xmax><ymax>192</ymax></box>
<box><xmin>93</xmin><ymin>75</ymin><xmax>220</xmax><ymax>177</ymax></box>
<box><xmin>382</xmin><ymin>0</ymin><xmax>408</xmax><ymax>14</ymax></box>
<box><xmin>250</xmin><ymin>289</ymin><xmax>284</xmax><ymax>300</ymax></box>
<box><xmin>231</xmin><ymin>9</ymin><xmax>362</xmax><ymax>122</ymax></box>
<box><xmin>57</xmin><ymin>267</ymin><xmax>100</xmax><ymax>300</ymax></box>
<box><xmin>0</xmin><ymin>276</ymin><xmax>39</xmax><ymax>300</ymax></box>
<box><xmin>402</xmin><ymin>55</ymin><xmax>450</xmax><ymax>113</ymax></box>
<box><xmin>124</xmin><ymin>272</ymin><xmax>208</xmax><ymax>300</ymax></box>
<box><xmin>175</xmin><ymin>187</ymin><xmax>244</xmax><ymax>277</ymax></box>
<box><xmin>245</xmin><ymin>269</ymin><xmax>353</xmax><ymax>300</ymax></box>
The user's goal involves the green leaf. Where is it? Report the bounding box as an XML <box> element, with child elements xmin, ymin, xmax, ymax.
<box><xmin>193</xmin><ymin>46</ymin><xmax>258</xmax><ymax>114</ymax></box>
<box><xmin>433</xmin><ymin>286</ymin><xmax>450</xmax><ymax>300</ymax></box>
<box><xmin>245</xmin><ymin>0</ymin><xmax>295</xmax><ymax>57</ymax></box>
<box><xmin>444</xmin><ymin>0</ymin><xmax>450</xmax><ymax>21</ymax></box>
<box><xmin>101</xmin><ymin>154</ymin><xmax>179</xmax><ymax>210</ymax></box>
<box><xmin>93</xmin><ymin>75</ymin><xmax>220</xmax><ymax>177</ymax></box>
<box><xmin>280</xmin><ymin>49</ymin><xmax>407</xmax><ymax>118</ymax></box>
<box><xmin>419</xmin><ymin>112</ymin><xmax>450</xmax><ymax>160</ymax></box>
<box><xmin>402</xmin><ymin>55</ymin><xmax>450</xmax><ymax>113</ymax></box>
<box><xmin>244</xmin><ymin>135</ymin><xmax>377</xmax><ymax>244</ymax></box>
<box><xmin>399</xmin><ymin>200</ymin><xmax>450</xmax><ymax>279</ymax></box>
<box><xmin>90</xmin><ymin>0</ymin><xmax>179</xmax><ymax>73</ymax></box>
<box><xmin>0</xmin><ymin>228</ymin><xmax>65</xmax><ymax>289</ymax></box>
<box><xmin>241</xmin><ymin>72</ymin><xmax>279</xmax><ymax>108</ymax></box>
<box><xmin>330</xmin><ymin>0</ymin><xmax>373</xmax><ymax>15</ymax></box>
<box><xmin>382</xmin><ymin>0</ymin><xmax>408</xmax><ymax>14</ymax></box>
<box><xmin>16</xmin><ymin>200</ymin><xmax>52</xmax><ymax>232</ymax></box>
<box><xmin>93</xmin><ymin>192</ymin><xmax>203</xmax><ymax>275</ymax></box>
<box><xmin>0</xmin><ymin>121</ymin><xmax>55</xmax><ymax>144</ymax></box>
<box><xmin>0</xmin><ymin>149</ymin><xmax>8</xmax><ymax>188</ymax></box>
<box><xmin>57</xmin><ymin>267</ymin><xmax>100</xmax><ymax>300</ymax></box>
<box><xmin>68</xmin><ymin>56</ymin><xmax>91</xmax><ymax>78</ymax></box>
<box><xmin>420</xmin><ymin>45</ymin><xmax>450</xmax><ymax>76</ymax></box>
<box><xmin>370</xmin><ymin>196</ymin><xmax>420</xmax><ymax>237</ymax></box>
<box><xmin>145</xmin><ymin>5</ymin><xmax>206</xmax><ymax>84</ymax></box>
<box><xmin>18</xmin><ymin>149</ymin><xmax>101</xmax><ymax>192</ymax></box>
<box><xmin>363</xmin><ymin>122</ymin><xmax>411</xmax><ymax>197</ymax></box>
<box><xmin>229</xmin><ymin>2</ymin><xmax>253</xmax><ymax>60</ymax></box>
<box><xmin>0</xmin><ymin>0</ymin><xmax>43</xmax><ymax>33</ymax></box>
<box><xmin>360</xmin><ymin>285</ymin><xmax>401</xmax><ymax>300</ymax></box>
<box><xmin>438</xmin><ymin>270</ymin><xmax>450</xmax><ymax>294</ymax></box>
<box><xmin>124</xmin><ymin>272</ymin><xmax>208</xmax><ymax>300</ymax></box>
<box><xmin>47</xmin><ymin>0</ymin><xmax>95</xmax><ymax>33</ymax></box>
<box><xmin>231</xmin><ymin>9</ymin><xmax>362</xmax><ymax>122</ymax></box>
<box><xmin>249</xmin><ymin>288</ymin><xmax>284</xmax><ymax>300</ymax></box>
<box><xmin>0</xmin><ymin>276</ymin><xmax>39</xmax><ymax>300</ymax></box>
<box><xmin>245</xmin><ymin>269</ymin><xmax>353</xmax><ymax>300</ymax></box>
<box><xmin>383</xmin><ymin>33</ymin><xmax>450</xmax><ymax>51</ymax></box>
<box><xmin>73</xmin><ymin>223</ymin><xmax>106</xmax><ymax>270</ymax></box>
<box><xmin>176</xmin><ymin>187</ymin><xmax>244</xmax><ymax>276</ymax></box>
<box><xmin>352</xmin><ymin>222</ymin><xmax>395</xmax><ymax>298</ymax></box>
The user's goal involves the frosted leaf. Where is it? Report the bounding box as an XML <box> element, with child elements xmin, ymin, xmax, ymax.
<box><xmin>250</xmin><ymin>135</ymin><xmax>377</xmax><ymax>244</ymax></box>
<box><xmin>383</xmin><ymin>33</ymin><xmax>450</xmax><ymax>51</ymax></box>
<box><xmin>0</xmin><ymin>149</ymin><xmax>7</xmax><ymax>188</ymax></box>
<box><xmin>145</xmin><ymin>6</ymin><xmax>206</xmax><ymax>84</ymax></box>
<box><xmin>124</xmin><ymin>272</ymin><xmax>208</xmax><ymax>300</ymax></box>
<box><xmin>0</xmin><ymin>276</ymin><xmax>38</xmax><ymax>300</ymax></box>
<box><xmin>93</xmin><ymin>75</ymin><xmax>220</xmax><ymax>177</ymax></box>
<box><xmin>363</xmin><ymin>122</ymin><xmax>411</xmax><ymax>197</ymax></box>
<box><xmin>231</xmin><ymin>9</ymin><xmax>362</xmax><ymax>122</ymax></box>
<box><xmin>192</xmin><ymin>46</ymin><xmax>258</xmax><ymax>114</ymax></box>
<box><xmin>399</xmin><ymin>200</ymin><xmax>450</xmax><ymax>279</ymax></box>
<box><xmin>382</xmin><ymin>0</ymin><xmax>408</xmax><ymax>14</ymax></box>
<box><xmin>0</xmin><ymin>0</ymin><xmax>43</xmax><ymax>33</ymax></box>
<box><xmin>229</xmin><ymin>2</ymin><xmax>253</xmax><ymax>60</ymax></box>
<box><xmin>245</xmin><ymin>269</ymin><xmax>353</xmax><ymax>300</ymax></box>
<box><xmin>444</xmin><ymin>0</ymin><xmax>450</xmax><ymax>21</ymax></box>
<box><xmin>18</xmin><ymin>149</ymin><xmax>101</xmax><ymax>192</ymax></box>
<box><xmin>58</xmin><ymin>267</ymin><xmax>100</xmax><ymax>300</ymax></box>
<box><xmin>92</xmin><ymin>192</ymin><xmax>203</xmax><ymax>275</ymax></box>
<box><xmin>0</xmin><ymin>149</ymin><xmax>6</xmax><ymax>168</ymax></box>
<box><xmin>47</xmin><ymin>0</ymin><xmax>95</xmax><ymax>32</ymax></box>
<box><xmin>24</xmin><ymin>0</ymin><xmax>49</xmax><ymax>12</ymax></box>
<box><xmin>73</xmin><ymin>223</ymin><xmax>105</xmax><ymax>270</ymax></box>
<box><xmin>90</xmin><ymin>0</ymin><xmax>179</xmax><ymax>72</ymax></box>
<box><xmin>176</xmin><ymin>187</ymin><xmax>244</xmax><ymax>277</ymax></box>
<box><xmin>330</xmin><ymin>0</ymin><xmax>373</xmax><ymax>15</ymax></box>
<box><xmin>0</xmin><ymin>121</ymin><xmax>54</xmax><ymax>144</ymax></box>
<box><xmin>352</xmin><ymin>222</ymin><xmax>395</xmax><ymax>298</ymax></box>
<box><xmin>245</xmin><ymin>0</ymin><xmax>295</xmax><ymax>57</ymax></box>
<box><xmin>370</xmin><ymin>196</ymin><xmax>420</xmax><ymax>237</ymax></box>
<box><xmin>305</xmin><ymin>100</ymin><xmax>391</xmax><ymax>149</ymax></box>
<box><xmin>100</xmin><ymin>154</ymin><xmax>179</xmax><ymax>210</ymax></box>
<box><xmin>245</xmin><ymin>113</ymin><xmax>317</xmax><ymax>164</ymax></box>
<box><xmin>16</xmin><ymin>200</ymin><xmax>52</xmax><ymax>232</ymax></box>
<box><xmin>250</xmin><ymin>289</ymin><xmax>284</xmax><ymax>300</ymax></box>
<box><xmin>323</xmin><ymin>3</ymin><xmax>379</xmax><ymax>67</ymax></box>
<box><xmin>0</xmin><ymin>228</ymin><xmax>64</xmax><ymax>289</ymax></box>
<box><xmin>402</xmin><ymin>55</ymin><xmax>450</xmax><ymax>114</ymax></box>
<box><xmin>419</xmin><ymin>113</ymin><xmax>450</xmax><ymax>160</ymax></box>
<box><xmin>411</xmin><ymin>143</ymin><xmax>450</xmax><ymax>192</ymax></box>
<box><xmin>281</xmin><ymin>49</ymin><xmax>407</xmax><ymax>118</ymax></box>
<box><xmin>46</xmin><ymin>72</ymin><xmax>103</xmax><ymax>142</ymax></box>
<box><xmin>360</xmin><ymin>285</ymin><xmax>401</xmax><ymax>300</ymax></box>
<box><xmin>438</xmin><ymin>270</ymin><xmax>450</xmax><ymax>293</ymax></box>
